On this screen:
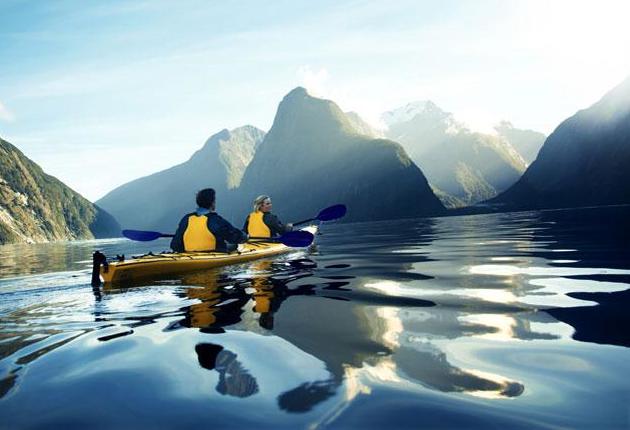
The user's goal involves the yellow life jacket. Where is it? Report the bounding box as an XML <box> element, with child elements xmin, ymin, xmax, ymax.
<box><xmin>247</xmin><ymin>211</ymin><xmax>271</xmax><ymax>238</ymax></box>
<box><xmin>183</xmin><ymin>214</ymin><xmax>217</xmax><ymax>251</ymax></box>
<box><xmin>254</xmin><ymin>294</ymin><xmax>272</xmax><ymax>314</ymax></box>
<box><xmin>252</xmin><ymin>276</ymin><xmax>274</xmax><ymax>313</ymax></box>
<box><xmin>189</xmin><ymin>302</ymin><xmax>219</xmax><ymax>327</ymax></box>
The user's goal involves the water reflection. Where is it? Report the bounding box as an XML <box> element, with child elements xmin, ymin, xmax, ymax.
<box><xmin>1</xmin><ymin>206</ymin><xmax>629</xmax><ymax>428</ymax></box>
<box><xmin>250</xmin><ymin>260</ymin><xmax>316</xmax><ymax>330</ymax></box>
<box><xmin>176</xmin><ymin>271</ymin><xmax>250</xmax><ymax>333</ymax></box>
<box><xmin>162</xmin><ymin>261</ymin><xmax>318</xmax><ymax>334</ymax></box>
<box><xmin>97</xmin><ymin>218</ymin><xmax>527</xmax><ymax>409</ymax></box>
<box><xmin>0</xmin><ymin>238</ymin><xmax>162</xmax><ymax>281</ymax></box>
<box><xmin>446</xmin><ymin>207</ymin><xmax>630</xmax><ymax>347</ymax></box>
<box><xmin>373</xmin><ymin>208</ymin><xmax>630</xmax><ymax>349</ymax></box>
<box><xmin>95</xmin><ymin>250</ymin><xmax>523</xmax><ymax>411</ymax></box>
<box><xmin>195</xmin><ymin>343</ymin><xmax>259</xmax><ymax>398</ymax></box>
<box><xmin>530</xmin><ymin>208</ymin><xmax>630</xmax><ymax>347</ymax></box>
<box><xmin>0</xmin><ymin>329</ymin><xmax>88</xmax><ymax>399</ymax></box>
<box><xmin>363</xmin><ymin>306</ymin><xmax>525</xmax><ymax>399</ymax></box>
<box><xmin>395</xmin><ymin>344</ymin><xmax>524</xmax><ymax>398</ymax></box>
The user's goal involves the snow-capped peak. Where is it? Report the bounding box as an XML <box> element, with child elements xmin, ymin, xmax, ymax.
<box><xmin>381</xmin><ymin>101</ymin><xmax>449</xmax><ymax>126</ymax></box>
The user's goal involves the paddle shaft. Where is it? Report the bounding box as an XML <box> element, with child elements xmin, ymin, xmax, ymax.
<box><xmin>248</xmin><ymin>236</ymin><xmax>282</xmax><ymax>241</ymax></box>
<box><xmin>124</xmin><ymin>230</ymin><xmax>311</xmax><ymax>247</ymax></box>
<box><xmin>292</xmin><ymin>217</ymin><xmax>316</xmax><ymax>227</ymax></box>
<box><xmin>292</xmin><ymin>204</ymin><xmax>347</xmax><ymax>226</ymax></box>
<box><xmin>122</xmin><ymin>229</ymin><xmax>174</xmax><ymax>241</ymax></box>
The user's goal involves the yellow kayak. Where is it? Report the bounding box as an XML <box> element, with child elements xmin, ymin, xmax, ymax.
<box><xmin>98</xmin><ymin>226</ymin><xmax>316</xmax><ymax>284</ymax></box>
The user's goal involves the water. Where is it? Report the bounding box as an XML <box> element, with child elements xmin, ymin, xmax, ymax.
<box><xmin>1</xmin><ymin>206</ymin><xmax>629</xmax><ymax>429</ymax></box>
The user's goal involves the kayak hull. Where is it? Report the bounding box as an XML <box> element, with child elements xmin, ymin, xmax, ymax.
<box><xmin>100</xmin><ymin>226</ymin><xmax>316</xmax><ymax>284</ymax></box>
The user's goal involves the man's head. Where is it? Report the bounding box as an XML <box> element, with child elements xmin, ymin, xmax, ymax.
<box><xmin>196</xmin><ymin>188</ymin><xmax>216</xmax><ymax>210</ymax></box>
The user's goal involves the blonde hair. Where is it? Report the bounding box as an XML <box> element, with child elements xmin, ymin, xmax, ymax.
<box><xmin>253</xmin><ymin>195</ymin><xmax>271</xmax><ymax>212</ymax></box>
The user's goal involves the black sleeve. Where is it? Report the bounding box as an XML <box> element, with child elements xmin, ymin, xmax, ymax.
<box><xmin>170</xmin><ymin>214</ymin><xmax>189</xmax><ymax>252</ymax></box>
<box><xmin>242</xmin><ymin>214</ymin><xmax>250</xmax><ymax>233</ymax></box>
<box><xmin>263</xmin><ymin>213</ymin><xmax>289</xmax><ymax>236</ymax></box>
<box><xmin>215</xmin><ymin>215</ymin><xmax>248</xmax><ymax>244</ymax></box>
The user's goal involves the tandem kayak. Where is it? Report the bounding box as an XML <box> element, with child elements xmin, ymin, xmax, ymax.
<box><xmin>96</xmin><ymin>226</ymin><xmax>317</xmax><ymax>284</ymax></box>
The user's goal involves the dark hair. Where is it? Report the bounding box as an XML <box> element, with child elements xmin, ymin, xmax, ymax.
<box><xmin>196</xmin><ymin>188</ymin><xmax>216</xmax><ymax>209</ymax></box>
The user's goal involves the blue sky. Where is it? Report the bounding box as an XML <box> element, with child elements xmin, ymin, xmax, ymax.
<box><xmin>1</xmin><ymin>0</ymin><xmax>629</xmax><ymax>201</ymax></box>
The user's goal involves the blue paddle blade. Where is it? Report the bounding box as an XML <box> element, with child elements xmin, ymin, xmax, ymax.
<box><xmin>317</xmin><ymin>204</ymin><xmax>347</xmax><ymax>222</ymax></box>
<box><xmin>279</xmin><ymin>230</ymin><xmax>314</xmax><ymax>247</ymax></box>
<box><xmin>122</xmin><ymin>229</ymin><xmax>167</xmax><ymax>241</ymax></box>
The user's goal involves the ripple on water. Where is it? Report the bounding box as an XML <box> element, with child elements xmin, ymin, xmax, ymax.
<box><xmin>0</xmin><ymin>206</ymin><xmax>629</xmax><ymax>428</ymax></box>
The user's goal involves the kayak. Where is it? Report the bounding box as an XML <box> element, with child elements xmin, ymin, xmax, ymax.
<box><xmin>98</xmin><ymin>226</ymin><xmax>317</xmax><ymax>284</ymax></box>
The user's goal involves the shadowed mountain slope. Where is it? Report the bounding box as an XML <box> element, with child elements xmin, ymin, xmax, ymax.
<box><xmin>492</xmin><ymin>76</ymin><xmax>630</xmax><ymax>209</ymax></box>
<box><xmin>231</xmin><ymin>88</ymin><xmax>445</xmax><ymax>223</ymax></box>
<box><xmin>97</xmin><ymin>126</ymin><xmax>264</xmax><ymax>231</ymax></box>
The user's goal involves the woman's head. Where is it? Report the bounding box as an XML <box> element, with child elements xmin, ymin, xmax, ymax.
<box><xmin>253</xmin><ymin>195</ymin><xmax>272</xmax><ymax>213</ymax></box>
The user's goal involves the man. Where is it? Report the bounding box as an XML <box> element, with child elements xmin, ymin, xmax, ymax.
<box><xmin>171</xmin><ymin>188</ymin><xmax>247</xmax><ymax>252</ymax></box>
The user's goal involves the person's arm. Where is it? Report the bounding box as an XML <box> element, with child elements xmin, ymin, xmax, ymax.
<box><xmin>215</xmin><ymin>215</ymin><xmax>248</xmax><ymax>244</ymax></box>
<box><xmin>170</xmin><ymin>215</ymin><xmax>189</xmax><ymax>252</ymax></box>
<box><xmin>242</xmin><ymin>214</ymin><xmax>250</xmax><ymax>234</ymax></box>
<box><xmin>263</xmin><ymin>213</ymin><xmax>293</xmax><ymax>236</ymax></box>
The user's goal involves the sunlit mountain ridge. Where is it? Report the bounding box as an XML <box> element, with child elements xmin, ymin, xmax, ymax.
<box><xmin>0</xmin><ymin>137</ymin><xmax>119</xmax><ymax>244</ymax></box>
<box><xmin>382</xmin><ymin>101</ymin><xmax>545</xmax><ymax>207</ymax></box>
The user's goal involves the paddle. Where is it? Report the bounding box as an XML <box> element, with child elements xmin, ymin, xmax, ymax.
<box><xmin>292</xmin><ymin>204</ymin><xmax>347</xmax><ymax>226</ymax></box>
<box><xmin>122</xmin><ymin>229</ymin><xmax>174</xmax><ymax>241</ymax></box>
<box><xmin>248</xmin><ymin>230</ymin><xmax>315</xmax><ymax>247</ymax></box>
<box><xmin>122</xmin><ymin>229</ymin><xmax>314</xmax><ymax>248</ymax></box>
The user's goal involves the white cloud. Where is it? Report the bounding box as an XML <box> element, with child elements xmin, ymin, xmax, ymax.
<box><xmin>0</xmin><ymin>100</ymin><xmax>15</xmax><ymax>122</ymax></box>
<box><xmin>296</xmin><ymin>66</ymin><xmax>330</xmax><ymax>97</ymax></box>
<box><xmin>455</xmin><ymin>109</ymin><xmax>500</xmax><ymax>135</ymax></box>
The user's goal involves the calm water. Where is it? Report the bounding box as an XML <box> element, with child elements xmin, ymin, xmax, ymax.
<box><xmin>1</xmin><ymin>206</ymin><xmax>629</xmax><ymax>429</ymax></box>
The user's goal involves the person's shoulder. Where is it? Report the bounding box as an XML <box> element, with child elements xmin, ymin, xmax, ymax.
<box><xmin>263</xmin><ymin>212</ymin><xmax>279</xmax><ymax>220</ymax></box>
<box><xmin>179</xmin><ymin>212</ymin><xmax>195</xmax><ymax>222</ymax></box>
<box><xmin>209</xmin><ymin>212</ymin><xmax>231</xmax><ymax>224</ymax></box>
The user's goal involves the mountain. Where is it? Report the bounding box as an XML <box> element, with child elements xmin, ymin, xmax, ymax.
<box><xmin>344</xmin><ymin>111</ymin><xmax>384</xmax><ymax>138</ymax></box>
<box><xmin>494</xmin><ymin>121</ymin><xmax>546</xmax><ymax>165</ymax></box>
<box><xmin>0</xmin><ymin>137</ymin><xmax>119</xmax><ymax>244</ymax></box>
<box><xmin>97</xmin><ymin>125</ymin><xmax>265</xmax><ymax>231</ymax></box>
<box><xmin>383</xmin><ymin>102</ymin><xmax>530</xmax><ymax>206</ymax></box>
<box><xmin>420</xmin><ymin>130</ymin><xmax>527</xmax><ymax>206</ymax></box>
<box><xmin>232</xmin><ymin>87</ymin><xmax>445</xmax><ymax>223</ymax></box>
<box><xmin>382</xmin><ymin>101</ymin><xmax>461</xmax><ymax>161</ymax></box>
<box><xmin>492</xmin><ymin>76</ymin><xmax>630</xmax><ymax>209</ymax></box>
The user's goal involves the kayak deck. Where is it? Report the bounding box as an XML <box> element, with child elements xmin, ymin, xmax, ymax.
<box><xmin>100</xmin><ymin>226</ymin><xmax>316</xmax><ymax>284</ymax></box>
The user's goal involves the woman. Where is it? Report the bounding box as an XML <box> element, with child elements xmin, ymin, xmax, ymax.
<box><xmin>243</xmin><ymin>195</ymin><xmax>293</xmax><ymax>238</ymax></box>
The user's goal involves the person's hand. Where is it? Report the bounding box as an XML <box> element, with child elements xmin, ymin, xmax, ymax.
<box><xmin>286</xmin><ymin>223</ymin><xmax>294</xmax><ymax>231</ymax></box>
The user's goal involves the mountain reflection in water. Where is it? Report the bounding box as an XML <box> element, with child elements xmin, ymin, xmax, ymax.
<box><xmin>0</xmin><ymin>206</ymin><xmax>629</xmax><ymax>429</ymax></box>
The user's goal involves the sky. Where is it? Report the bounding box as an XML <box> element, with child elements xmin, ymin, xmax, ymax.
<box><xmin>1</xmin><ymin>0</ymin><xmax>630</xmax><ymax>201</ymax></box>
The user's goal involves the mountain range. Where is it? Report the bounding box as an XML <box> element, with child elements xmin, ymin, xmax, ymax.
<box><xmin>0</xmin><ymin>137</ymin><xmax>119</xmax><ymax>244</ymax></box>
<box><xmin>97</xmin><ymin>125</ymin><xmax>265</xmax><ymax>231</ymax></box>
<box><xmin>230</xmin><ymin>87</ymin><xmax>446</xmax><ymax>223</ymax></box>
<box><xmin>383</xmin><ymin>101</ymin><xmax>545</xmax><ymax>207</ymax></box>
<box><xmin>5</xmin><ymin>75</ymin><xmax>630</xmax><ymax>244</ymax></box>
<box><xmin>98</xmin><ymin>88</ymin><xmax>446</xmax><ymax>230</ymax></box>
